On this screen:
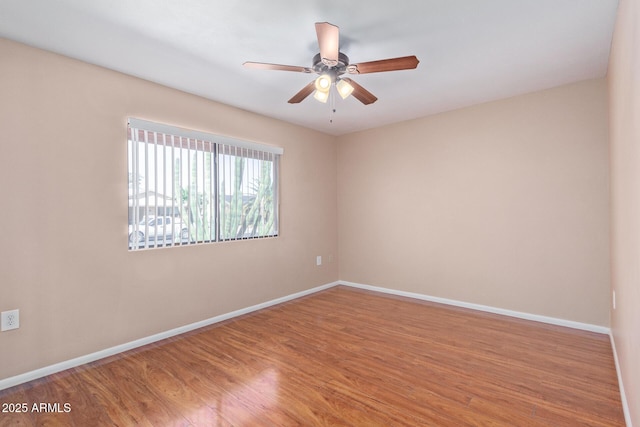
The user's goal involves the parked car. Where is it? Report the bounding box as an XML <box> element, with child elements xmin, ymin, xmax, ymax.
<box><xmin>128</xmin><ymin>216</ymin><xmax>189</xmax><ymax>246</ymax></box>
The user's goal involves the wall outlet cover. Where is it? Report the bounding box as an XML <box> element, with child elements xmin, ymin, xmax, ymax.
<box><xmin>1</xmin><ymin>309</ymin><xmax>20</xmax><ymax>331</ymax></box>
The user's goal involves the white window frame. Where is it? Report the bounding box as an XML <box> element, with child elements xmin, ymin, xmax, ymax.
<box><xmin>128</xmin><ymin>118</ymin><xmax>282</xmax><ymax>250</ymax></box>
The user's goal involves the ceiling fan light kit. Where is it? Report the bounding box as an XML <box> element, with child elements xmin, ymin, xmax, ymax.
<box><xmin>313</xmin><ymin>88</ymin><xmax>330</xmax><ymax>103</ymax></box>
<box><xmin>336</xmin><ymin>79</ymin><xmax>354</xmax><ymax>99</ymax></box>
<box><xmin>244</xmin><ymin>22</ymin><xmax>419</xmax><ymax>110</ymax></box>
<box><xmin>315</xmin><ymin>73</ymin><xmax>332</xmax><ymax>92</ymax></box>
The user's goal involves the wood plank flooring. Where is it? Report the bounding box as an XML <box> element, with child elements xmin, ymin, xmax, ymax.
<box><xmin>0</xmin><ymin>286</ymin><xmax>625</xmax><ymax>426</ymax></box>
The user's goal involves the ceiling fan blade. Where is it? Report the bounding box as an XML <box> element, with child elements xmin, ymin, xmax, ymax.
<box><xmin>342</xmin><ymin>78</ymin><xmax>377</xmax><ymax>105</ymax></box>
<box><xmin>288</xmin><ymin>81</ymin><xmax>316</xmax><ymax>104</ymax></box>
<box><xmin>348</xmin><ymin>55</ymin><xmax>419</xmax><ymax>74</ymax></box>
<box><xmin>315</xmin><ymin>22</ymin><xmax>340</xmax><ymax>66</ymax></box>
<box><xmin>243</xmin><ymin>62</ymin><xmax>312</xmax><ymax>73</ymax></box>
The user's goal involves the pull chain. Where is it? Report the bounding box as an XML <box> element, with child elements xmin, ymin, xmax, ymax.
<box><xmin>329</xmin><ymin>85</ymin><xmax>336</xmax><ymax>123</ymax></box>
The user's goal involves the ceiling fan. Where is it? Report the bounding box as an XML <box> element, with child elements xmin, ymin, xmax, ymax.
<box><xmin>243</xmin><ymin>22</ymin><xmax>419</xmax><ymax>105</ymax></box>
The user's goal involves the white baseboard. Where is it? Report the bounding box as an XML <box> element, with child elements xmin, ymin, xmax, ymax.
<box><xmin>0</xmin><ymin>279</ymin><xmax>615</xmax><ymax>395</ymax></box>
<box><xmin>341</xmin><ymin>281</ymin><xmax>631</xmax><ymax>424</ymax></box>
<box><xmin>610</xmin><ymin>333</ymin><xmax>633</xmax><ymax>427</ymax></box>
<box><xmin>338</xmin><ymin>281</ymin><xmax>610</xmax><ymax>334</ymax></box>
<box><xmin>0</xmin><ymin>281</ymin><xmax>339</xmax><ymax>392</ymax></box>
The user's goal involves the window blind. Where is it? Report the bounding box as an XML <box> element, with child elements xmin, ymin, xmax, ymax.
<box><xmin>127</xmin><ymin>118</ymin><xmax>281</xmax><ymax>250</ymax></box>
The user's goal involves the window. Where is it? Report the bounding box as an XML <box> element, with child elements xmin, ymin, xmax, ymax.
<box><xmin>128</xmin><ymin>118</ymin><xmax>282</xmax><ymax>250</ymax></box>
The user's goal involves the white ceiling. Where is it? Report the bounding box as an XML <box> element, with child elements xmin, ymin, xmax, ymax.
<box><xmin>0</xmin><ymin>0</ymin><xmax>618</xmax><ymax>136</ymax></box>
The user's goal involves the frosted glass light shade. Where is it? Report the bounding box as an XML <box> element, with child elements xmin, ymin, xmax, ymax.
<box><xmin>315</xmin><ymin>74</ymin><xmax>332</xmax><ymax>92</ymax></box>
<box><xmin>313</xmin><ymin>90</ymin><xmax>329</xmax><ymax>103</ymax></box>
<box><xmin>336</xmin><ymin>79</ymin><xmax>354</xmax><ymax>99</ymax></box>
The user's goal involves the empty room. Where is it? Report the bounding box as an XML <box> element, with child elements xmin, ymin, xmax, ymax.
<box><xmin>0</xmin><ymin>0</ymin><xmax>638</xmax><ymax>425</ymax></box>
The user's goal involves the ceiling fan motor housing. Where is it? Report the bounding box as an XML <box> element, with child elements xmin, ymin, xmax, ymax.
<box><xmin>313</xmin><ymin>52</ymin><xmax>351</xmax><ymax>78</ymax></box>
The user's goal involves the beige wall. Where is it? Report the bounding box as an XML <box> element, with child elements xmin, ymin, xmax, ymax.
<box><xmin>0</xmin><ymin>30</ymin><xmax>624</xmax><ymax>410</ymax></box>
<box><xmin>609</xmin><ymin>0</ymin><xmax>640</xmax><ymax>423</ymax></box>
<box><xmin>0</xmin><ymin>38</ymin><xmax>339</xmax><ymax>380</ymax></box>
<box><xmin>337</xmin><ymin>79</ymin><xmax>610</xmax><ymax>326</ymax></box>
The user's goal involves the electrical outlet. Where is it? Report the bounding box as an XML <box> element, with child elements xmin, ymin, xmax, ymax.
<box><xmin>316</xmin><ymin>255</ymin><xmax>322</xmax><ymax>266</ymax></box>
<box><xmin>1</xmin><ymin>309</ymin><xmax>19</xmax><ymax>331</ymax></box>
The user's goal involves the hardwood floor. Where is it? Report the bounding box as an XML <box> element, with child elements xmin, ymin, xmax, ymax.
<box><xmin>0</xmin><ymin>286</ymin><xmax>625</xmax><ymax>426</ymax></box>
